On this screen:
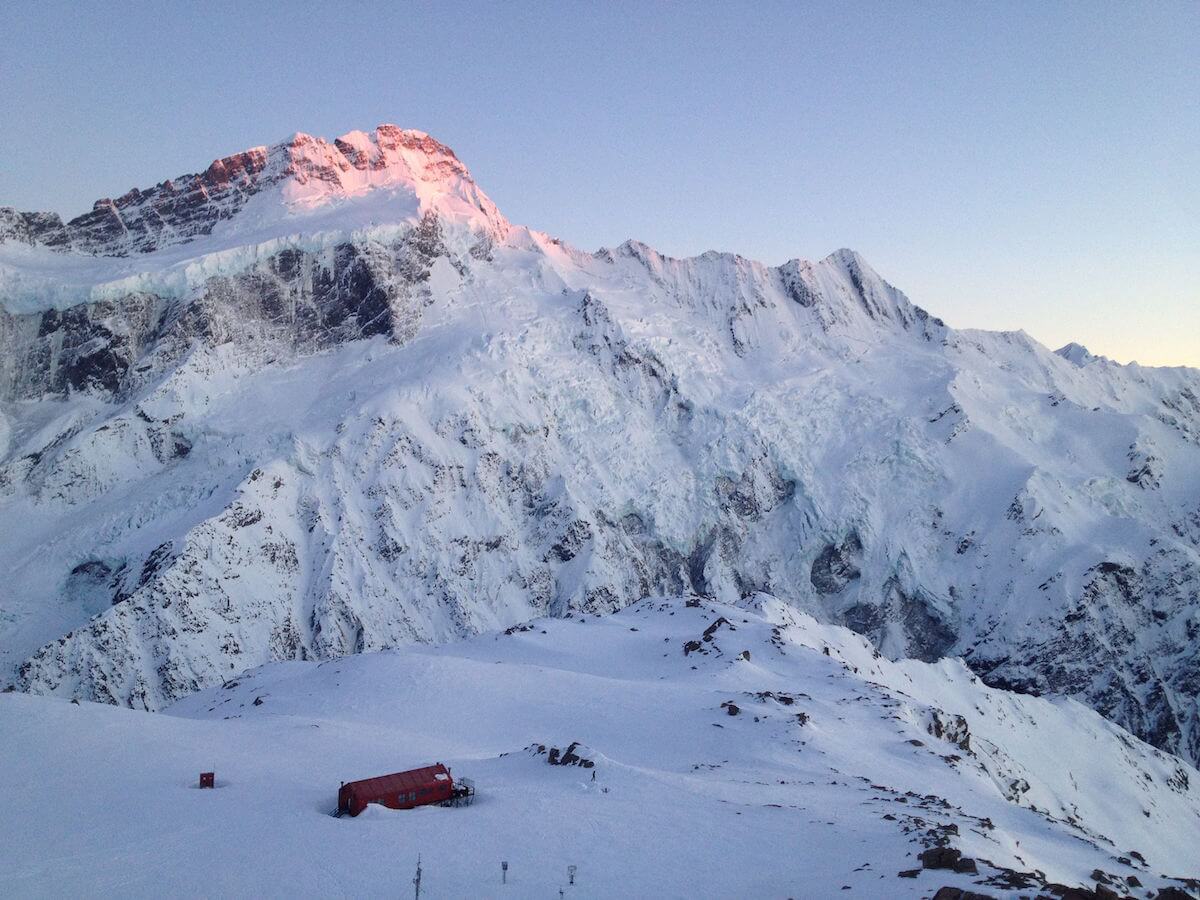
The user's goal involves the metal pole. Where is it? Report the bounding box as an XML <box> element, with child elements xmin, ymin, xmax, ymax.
<box><xmin>414</xmin><ymin>854</ymin><xmax>422</xmax><ymax>900</ymax></box>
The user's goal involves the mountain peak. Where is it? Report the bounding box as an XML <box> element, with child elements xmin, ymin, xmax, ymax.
<box><xmin>1055</xmin><ymin>342</ymin><xmax>1102</xmax><ymax>366</ymax></box>
<box><xmin>1</xmin><ymin>124</ymin><xmax>507</xmax><ymax>258</ymax></box>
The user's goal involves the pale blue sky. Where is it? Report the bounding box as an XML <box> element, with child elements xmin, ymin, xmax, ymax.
<box><xmin>2</xmin><ymin>1</ymin><xmax>1196</xmax><ymax>365</ymax></box>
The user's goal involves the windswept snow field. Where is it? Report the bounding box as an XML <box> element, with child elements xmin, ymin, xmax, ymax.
<box><xmin>3</xmin><ymin>597</ymin><xmax>1197</xmax><ymax>898</ymax></box>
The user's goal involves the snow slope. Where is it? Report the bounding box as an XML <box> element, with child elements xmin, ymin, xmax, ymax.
<box><xmin>2</xmin><ymin>597</ymin><xmax>1196</xmax><ymax>899</ymax></box>
<box><xmin>1</xmin><ymin>125</ymin><xmax>1198</xmax><ymax>776</ymax></box>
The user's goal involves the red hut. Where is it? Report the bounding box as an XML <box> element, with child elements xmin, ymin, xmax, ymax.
<box><xmin>336</xmin><ymin>763</ymin><xmax>472</xmax><ymax>817</ymax></box>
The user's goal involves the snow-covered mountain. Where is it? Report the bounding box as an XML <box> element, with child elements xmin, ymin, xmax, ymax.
<box><xmin>3</xmin><ymin>597</ymin><xmax>1198</xmax><ymax>898</ymax></box>
<box><xmin>2</xmin><ymin>124</ymin><xmax>1198</xmax><ymax>780</ymax></box>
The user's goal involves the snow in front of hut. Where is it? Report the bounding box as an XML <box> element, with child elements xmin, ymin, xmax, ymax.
<box><xmin>2</xmin><ymin>596</ymin><xmax>1197</xmax><ymax>898</ymax></box>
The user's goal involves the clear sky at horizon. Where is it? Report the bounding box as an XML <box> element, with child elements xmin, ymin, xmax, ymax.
<box><xmin>2</xmin><ymin>1</ymin><xmax>1196</xmax><ymax>366</ymax></box>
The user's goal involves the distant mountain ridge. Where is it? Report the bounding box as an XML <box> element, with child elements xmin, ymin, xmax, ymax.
<box><xmin>1</xmin><ymin>125</ymin><xmax>1197</xmax><ymax>772</ymax></box>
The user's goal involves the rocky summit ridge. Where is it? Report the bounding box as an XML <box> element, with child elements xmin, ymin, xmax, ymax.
<box><xmin>0</xmin><ymin>124</ymin><xmax>506</xmax><ymax>257</ymax></box>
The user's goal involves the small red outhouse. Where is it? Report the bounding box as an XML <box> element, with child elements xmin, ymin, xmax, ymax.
<box><xmin>337</xmin><ymin>763</ymin><xmax>455</xmax><ymax>817</ymax></box>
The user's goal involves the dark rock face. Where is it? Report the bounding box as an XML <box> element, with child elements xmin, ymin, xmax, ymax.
<box><xmin>0</xmin><ymin>208</ymin><xmax>66</xmax><ymax>245</ymax></box>
<box><xmin>842</xmin><ymin>576</ymin><xmax>956</xmax><ymax>663</ymax></box>
<box><xmin>811</xmin><ymin>532</ymin><xmax>863</xmax><ymax>594</ymax></box>
<box><xmin>197</xmin><ymin>240</ymin><xmax>398</xmax><ymax>347</ymax></box>
<box><xmin>778</xmin><ymin>262</ymin><xmax>818</xmax><ymax>308</ymax></box>
<box><xmin>78</xmin><ymin>542</ymin><xmax>176</xmax><ymax>609</ymax></box>
<box><xmin>715</xmin><ymin>465</ymin><xmax>795</xmax><ymax>521</ymax></box>
<box><xmin>0</xmin><ymin>221</ymin><xmax>447</xmax><ymax>403</ymax></box>
<box><xmin>969</xmin><ymin>551</ymin><xmax>1200</xmax><ymax>768</ymax></box>
<box><xmin>63</xmin><ymin>558</ymin><xmax>126</xmax><ymax>615</ymax></box>
<box><xmin>549</xmin><ymin>520</ymin><xmax>593</xmax><ymax>563</ymax></box>
<box><xmin>0</xmin><ymin>294</ymin><xmax>171</xmax><ymax>400</ymax></box>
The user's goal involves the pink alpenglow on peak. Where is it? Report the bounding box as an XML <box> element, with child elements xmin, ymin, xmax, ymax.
<box><xmin>0</xmin><ymin>125</ymin><xmax>509</xmax><ymax>257</ymax></box>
